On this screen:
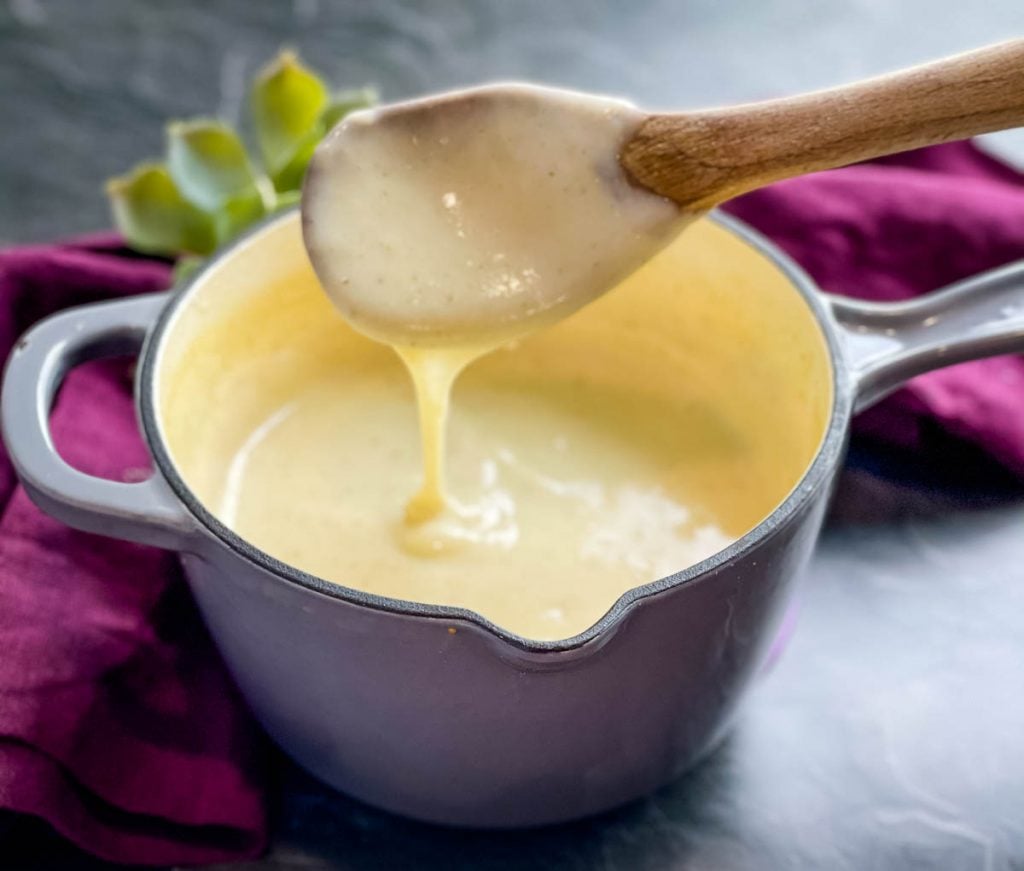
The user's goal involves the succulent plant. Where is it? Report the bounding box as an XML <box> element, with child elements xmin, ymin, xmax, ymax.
<box><xmin>106</xmin><ymin>51</ymin><xmax>375</xmax><ymax>279</ymax></box>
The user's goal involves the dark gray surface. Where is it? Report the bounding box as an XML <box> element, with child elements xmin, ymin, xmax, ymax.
<box><xmin>2</xmin><ymin>2</ymin><xmax>1024</xmax><ymax>869</ymax></box>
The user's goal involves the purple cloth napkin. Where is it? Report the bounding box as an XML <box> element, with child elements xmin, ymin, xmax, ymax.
<box><xmin>0</xmin><ymin>236</ymin><xmax>267</xmax><ymax>866</ymax></box>
<box><xmin>725</xmin><ymin>141</ymin><xmax>1024</xmax><ymax>477</ymax></box>
<box><xmin>0</xmin><ymin>141</ymin><xmax>1022</xmax><ymax>866</ymax></box>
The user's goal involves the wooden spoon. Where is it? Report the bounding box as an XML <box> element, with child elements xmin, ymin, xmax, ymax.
<box><xmin>303</xmin><ymin>40</ymin><xmax>1024</xmax><ymax>348</ymax></box>
<box><xmin>621</xmin><ymin>39</ymin><xmax>1024</xmax><ymax>210</ymax></box>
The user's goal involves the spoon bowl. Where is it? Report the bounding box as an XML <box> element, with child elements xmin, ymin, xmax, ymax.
<box><xmin>302</xmin><ymin>83</ymin><xmax>685</xmax><ymax>348</ymax></box>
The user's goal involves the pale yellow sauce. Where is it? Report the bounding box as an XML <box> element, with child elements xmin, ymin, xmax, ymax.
<box><xmin>159</xmin><ymin>216</ymin><xmax>832</xmax><ymax>640</ymax></box>
<box><xmin>394</xmin><ymin>345</ymin><xmax>488</xmax><ymax>556</ymax></box>
<box><xmin>394</xmin><ymin>347</ymin><xmax>470</xmax><ymax>525</ymax></box>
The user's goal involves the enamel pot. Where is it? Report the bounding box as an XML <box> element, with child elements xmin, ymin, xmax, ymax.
<box><xmin>3</xmin><ymin>210</ymin><xmax>1023</xmax><ymax>827</ymax></box>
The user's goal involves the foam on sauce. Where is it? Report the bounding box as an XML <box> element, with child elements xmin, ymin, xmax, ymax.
<box><xmin>302</xmin><ymin>84</ymin><xmax>687</xmax><ymax>547</ymax></box>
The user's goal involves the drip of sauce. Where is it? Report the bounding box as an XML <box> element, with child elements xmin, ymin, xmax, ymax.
<box><xmin>302</xmin><ymin>84</ymin><xmax>686</xmax><ymax>549</ymax></box>
<box><xmin>394</xmin><ymin>345</ymin><xmax>500</xmax><ymax>556</ymax></box>
<box><xmin>395</xmin><ymin>346</ymin><xmax>471</xmax><ymax>524</ymax></box>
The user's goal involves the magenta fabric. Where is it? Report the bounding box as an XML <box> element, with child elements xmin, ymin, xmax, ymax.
<box><xmin>724</xmin><ymin>141</ymin><xmax>1024</xmax><ymax>476</ymax></box>
<box><xmin>0</xmin><ymin>141</ymin><xmax>1022</xmax><ymax>866</ymax></box>
<box><xmin>0</xmin><ymin>236</ymin><xmax>267</xmax><ymax>866</ymax></box>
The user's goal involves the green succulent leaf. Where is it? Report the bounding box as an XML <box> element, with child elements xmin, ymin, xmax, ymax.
<box><xmin>267</xmin><ymin>136</ymin><xmax>321</xmax><ymax>194</ymax></box>
<box><xmin>106</xmin><ymin>49</ymin><xmax>376</xmax><ymax>258</ymax></box>
<box><xmin>251</xmin><ymin>50</ymin><xmax>328</xmax><ymax>191</ymax></box>
<box><xmin>272</xmin><ymin>189</ymin><xmax>302</xmax><ymax>212</ymax></box>
<box><xmin>167</xmin><ymin>119</ymin><xmax>263</xmax><ymax>212</ymax></box>
<box><xmin>212</xmin><ymin>189</ymin><xmax>267</xmax><ymax>245</ymax></box>
<box><xmin>172</xmin><ymin>255</ymin><xmax>205</xmax><ymax>285</ymax></box>
<box><xmin>106</xmin><ymin>163</ymin><xmax>217</xmax><ymax>256</ymax></box>
<box><xmin>320</xmin><ymin>87</ymin><xmax>377</xmax><ymax>132</ymax></box>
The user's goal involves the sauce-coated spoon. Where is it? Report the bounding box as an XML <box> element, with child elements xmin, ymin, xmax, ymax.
<box><xmin>303</xmin><ymin>40</ymin><xmax>1024</xmax><ymax>348</ymax></box>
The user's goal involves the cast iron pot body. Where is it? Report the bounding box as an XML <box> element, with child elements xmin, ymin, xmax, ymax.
<box><xmin>5</xmin><ymin>211</ymin><xmax>1023</xmax><ymax>827</ymax></box>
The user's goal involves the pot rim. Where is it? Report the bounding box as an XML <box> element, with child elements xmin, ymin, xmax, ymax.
<box><xmin>137</xmin><ymin>208</ymin><xmax>854</xmax><ymax>653</ymax></box>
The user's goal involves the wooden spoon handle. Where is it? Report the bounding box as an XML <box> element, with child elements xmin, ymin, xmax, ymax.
<box><xmin>621</xmin><ymin>39</ymin><xmax>1024</xmax><ymax>210</ymax></box>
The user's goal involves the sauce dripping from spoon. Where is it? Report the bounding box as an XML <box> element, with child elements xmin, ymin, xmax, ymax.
<box><xmin>302</xmin><ymin>83</ymin><xmax>687</xmax><ymax>551</ymax></box>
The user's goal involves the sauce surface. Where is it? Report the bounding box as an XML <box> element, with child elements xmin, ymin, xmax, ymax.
<box><xmin>159</xmin><ymin>217</ymin><xmax>832</xmax><ymax>640</ymax></box>
<box><xmin>215</xmin><ymin>350</ymin><xmax>733</xmax><ymax>638</ymax></box>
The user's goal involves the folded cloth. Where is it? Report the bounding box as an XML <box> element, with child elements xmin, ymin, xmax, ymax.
<box><xmin>724</xmin><ymin>141</ymin><xmax>1024</xmax><ymax>478</ymax></box>
<box><xmin>0</xmin><ymin>236</ymin><xmax>267</xmax><ymax>866</ymax></box>
<box><xmin>0</xmin><ymin>141</ymin><xmax>1022</xmax><ymax>866</ymax></box>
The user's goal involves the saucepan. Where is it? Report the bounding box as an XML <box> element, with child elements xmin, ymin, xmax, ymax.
<box><xmin>3</xmin><ymin>209</ymin><xmax>1023</xmax><ymax>827</ymax></box>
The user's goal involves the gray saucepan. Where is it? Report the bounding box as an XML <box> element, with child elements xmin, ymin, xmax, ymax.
<box><xmin>3</xmin><ymin>209</ymin><xmax>1023</xmax><ymax>827</ymax></box>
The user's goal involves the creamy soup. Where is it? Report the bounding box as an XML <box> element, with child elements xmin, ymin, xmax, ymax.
<box><xmin>158</xmin><ymin>215</ymin><xmax>831</xmax><ymax>640</ymax></box>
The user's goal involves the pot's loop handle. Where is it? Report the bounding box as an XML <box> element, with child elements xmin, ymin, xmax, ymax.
<box><xmin>827</xmin><ymin>260</ymin><xmax>1024</xmax><ymax>412</ymax></box>
<box><xmin>1</xmin><ymin>292</ymin><xmax>196</xmax><ymax>549</ymax></box>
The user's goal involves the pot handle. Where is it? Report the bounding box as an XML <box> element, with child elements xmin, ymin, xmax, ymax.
<box><xmin>827</xmin><ymin>260</ymin><xmax>1024</xmax><ymax>412</ymax></box>
<box><xmin>1</xmin><ymin>293</ymin><xmax>196</xmax><ymax>549</ymax></box>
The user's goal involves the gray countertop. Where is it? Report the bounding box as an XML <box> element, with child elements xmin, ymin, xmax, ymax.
<box><xmin>2</xmin><ymin>2</ymin><xmax>1024</xmax><ymax>869</ymax></box>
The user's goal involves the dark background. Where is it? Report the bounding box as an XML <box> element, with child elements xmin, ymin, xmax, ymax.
<box><xmin>3</xmin><ymin>0</ymin><xmax>1024</xmax><ymax>245</ymax></box>
<box><xmin>2</xmin><ymin>2</ymin><xmax>1024</xmax><ymax>869</ymax></box>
